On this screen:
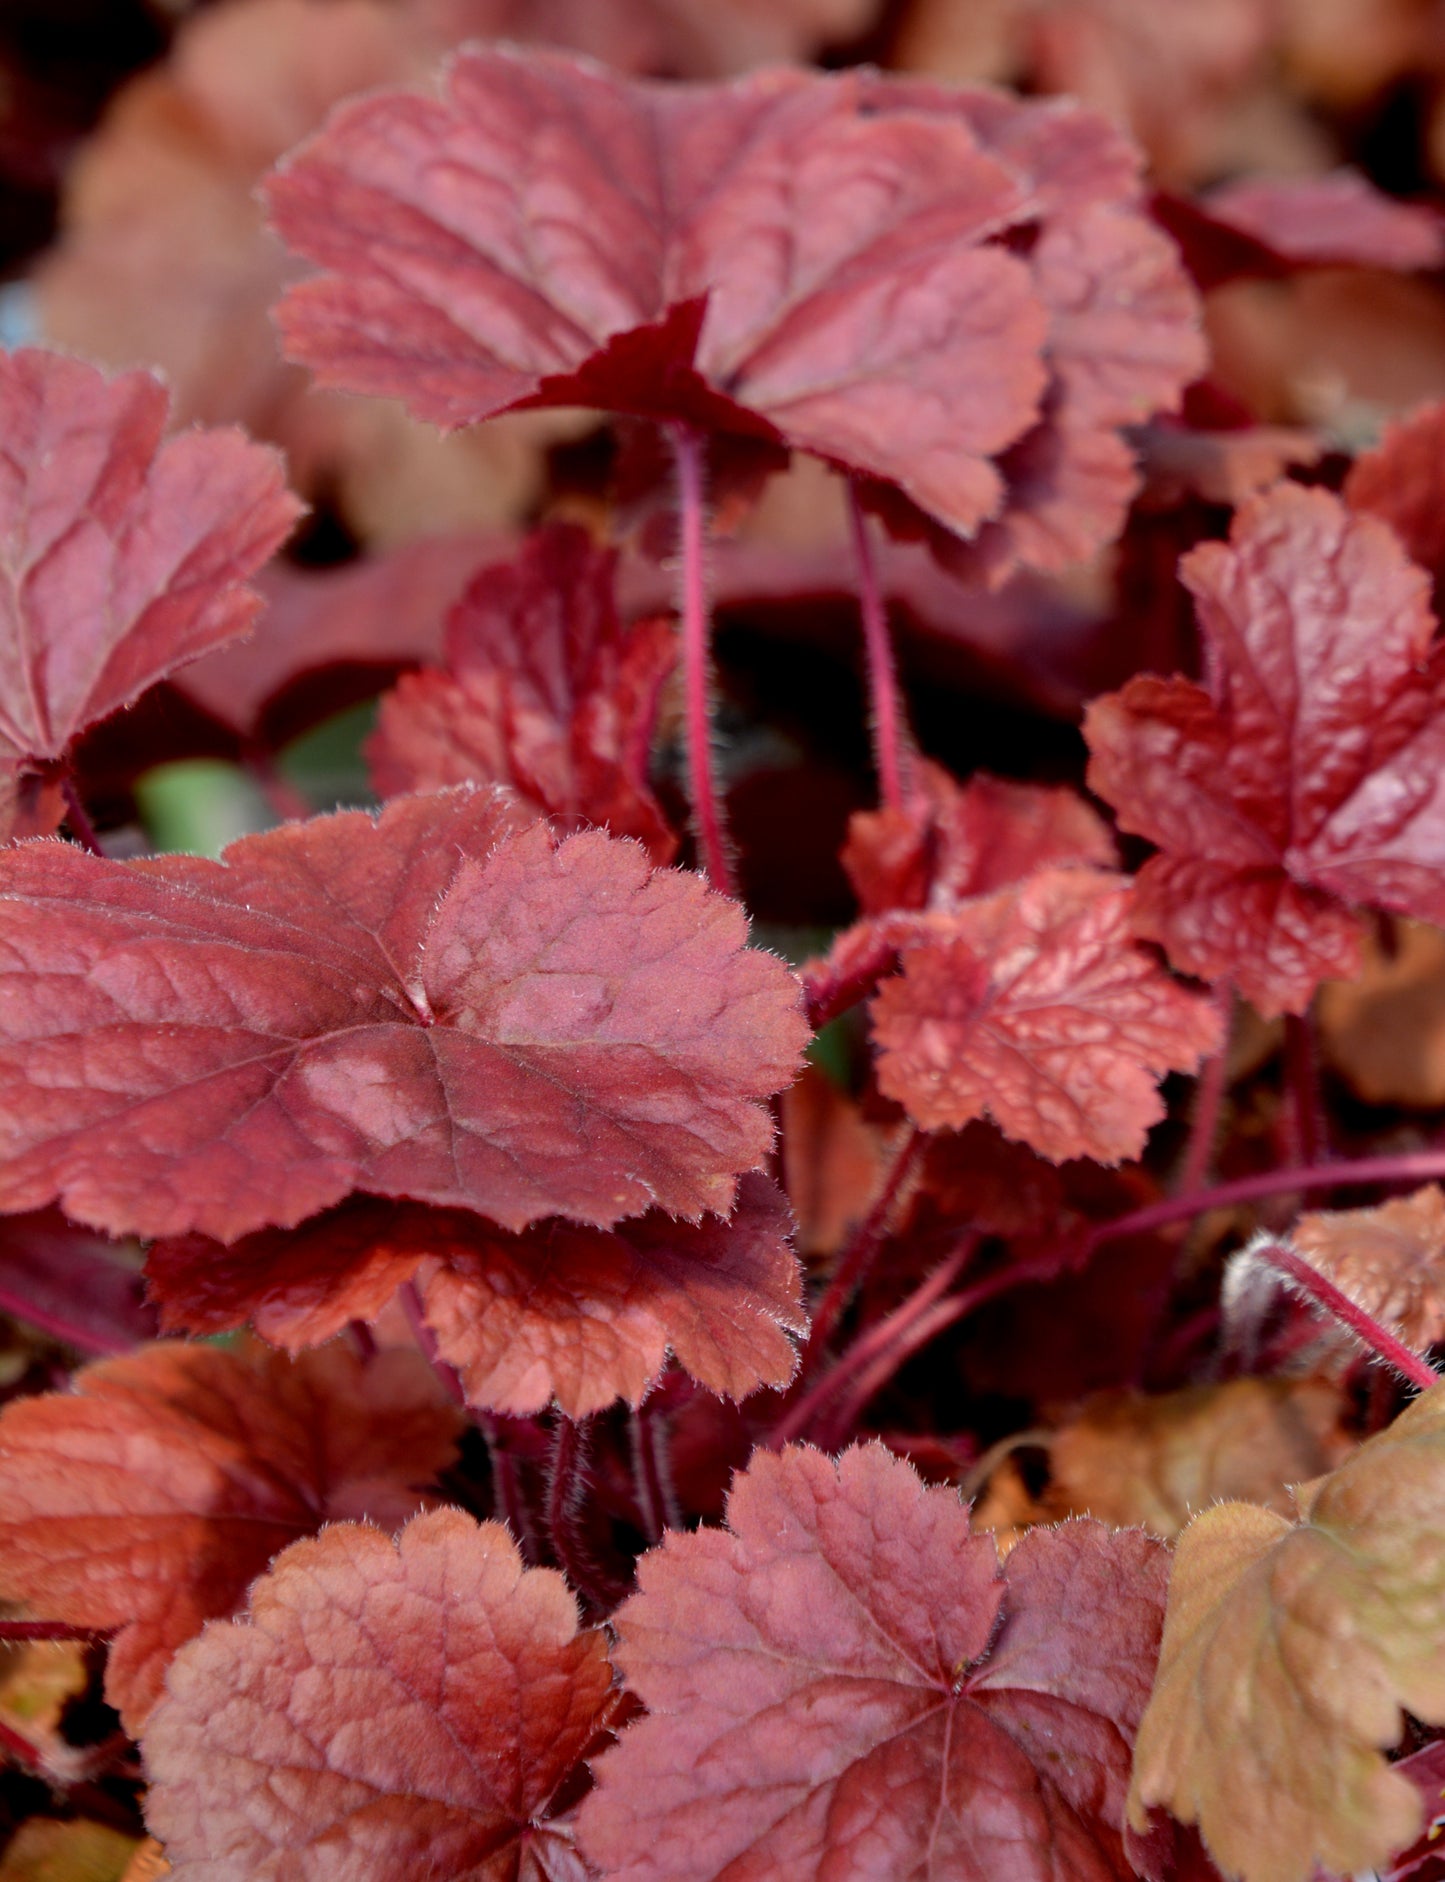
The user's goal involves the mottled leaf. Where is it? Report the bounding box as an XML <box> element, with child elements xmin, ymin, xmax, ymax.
<box><xmin>0</xmin><ymin>1340</ymin><xmax>461</xmax><ymax>1732</ymax></box>
<box><xmin>142</xmin><ymin>1508</ymin><xmax>617</xmax><ymax>1881</ymax></box>
<box><xmin>1129</xmin><ymin>1381</ymin><xmax>1445</xmax><ymax>1882</ymax></box>
<box><xmin>580</xmin><ymin>1443</ymin><xmax>1170</xmax><ymax>1881</ymax></box>
<box><xmin>1085</xmin><ymin>484</ymin><xmax>1445</xmax><ymax>1015</ymax></box>
<box><xmin>0</xmin><ymin>788</ymin><xmax>806</xmax><ymax>1241</ymax></box>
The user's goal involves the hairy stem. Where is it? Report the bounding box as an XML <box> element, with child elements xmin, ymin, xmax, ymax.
<box><xmin>771</xmin><ymin>1232</ymin><xmax>981</xmax><ymax>1449</ymax></box>
<box><xmin>1175</xmin><ymin>994</ymin><xmax>1232</xmax><ymax>1198</ymax></box>
<box><xmin>1251</xmin><ymin>1238</ymin><xmax>1440</xmax><ymax>1391</ymax></box>
<box><xmin>1081</xmin><ymin>1148</ymin><xmax>1445</xmax><ymax>1262</ymax></box>
<box><xmin>0</xmin><ymin>1281</ymin><xmax>137</xmax><ymax>1359</ymax></box>
<box><xmin>799</xmin><ymin>1125</ymin><xmax>924</xmax><ymax>1375</ymax></box>
<box><xmin>546</xmin><ymin>1415</ymin><xmax>629</xmax><ymax>1615</ymax></box>
<box><xmin>0</xmin><ymin>1620</ymin><xmax>111</xmax><ymax>1642</ymax></box>
<box><xmin>60</xmin><ymin>775</ymin><xmax>104</xmax><ymax>857</ymax></box>
<box><xmin>847</xmin><ymin>481</ymin><xmax>908</xmax><ymax>810</ymax></box>
<box><xmin>478</xmin><ymin>1411</ymin><xmax>542</xmax><ymax>1566</ymax></box>
<box><xmin>669</xmin><ymin>422</ymin><xmax>734</xmax><ymax>895</ymax></box>
<box><xmin>1282</xmin><ymin>1009</ymin><xmax>1328</xmax><ymax>1168</ymax></box>
<box><xmin>630</xmin><ymin>1400</ymin><xmax>679</xmax><ymax>1543</ymax></box>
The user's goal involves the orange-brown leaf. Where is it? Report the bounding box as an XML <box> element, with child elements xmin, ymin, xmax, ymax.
<box><xmin>1292</xmin><ymin>1185</ymin><xmax>1445</xmax><ymax>1353</ymax></box>
<box><xmin>0</xmin><ymin>1341</ymin><xmax>460</xmax><ymax>1733</ymax></box>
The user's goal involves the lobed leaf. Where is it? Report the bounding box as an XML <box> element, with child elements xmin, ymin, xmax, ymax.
<box><xmin>871</xmin><ymin>867</ymin><xmax>1223</xmax><ymax>1163</ymax></box>
<box><xmin>0</xmin><ymin>349</ymin><xmax>299</xmax><ymax>833</ymax></box>
<box><xmin>580</xmin><ymin>1443</ymin><xmax>1170</xmax><ymax>1881</ymax></box>
<box><xmin>1129</xmin><ymin>1381</ymin><xmax>1445</xmax><ymax>1882</ymax></box>
<box><xmin>265</xmin><ymin>51</ymin><xmax>1056</xmax><ymax>540</ymax></box>
<box><xmin>1085</xmin><ymin>484</ymin><xmax>1445</xmax><ymax>1015</ymax></box>
<box><xmin>0</xmin><ymin>1340</ymin><xmax>460</xmax><ymax>1733</ymax></box>
<box><xmin>0</xmin><ymin>788</ymin><xmax>806</xmax><ymax>1242</ymax></box>
<box><xmin>368</xmin><ymin>524</ymin><xmax>676</xmax><ymax>859</ymax></box>
<box><xmin>1345</xmin><ymin>396</ymin><xmax>1445</xmax><ymax>586</ymax></box>
<box><xmin>150</xmin><ymin>1174</ymin><xmax>806</xmax><ymax>1418</ymax></box>
<box><xmin>142</xmin><ymin>1507</ymin><xmax>617</xmax><ymax>1881</ymax></box>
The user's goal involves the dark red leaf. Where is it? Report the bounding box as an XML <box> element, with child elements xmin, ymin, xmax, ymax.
<box><xmin>151</xmin><ymin>1175</ymin><xmax>806</xmax><ymax>1418</ymax></box>
<box><xmin>0</xmin><ymin>1339</ymin><xmax>461</xmax><ymax>1732</ymax></box>
<box><xmin>0</xmin><ymin>348</ymin><xmax>300</xmax><ymax>824</ymax></box>
<box><xmin>842</xmin><ymin>757</ymin><xmax>1117</xmax><ymax>917</ymax></box>
<box><xmin>0</xmin><ymin>788</ymin><xmax>807</xmax><ymax>1241</ymax></box>
<box><xmin>871</xmin><ymin>868</ymin><xmax>1222</xmax><ymax>1164</ymax></box>
<box><xmin>579</xmin><ymin>1444</ymin><xmax>1170</xmax><ymax>1881</ymax></box>
<box><xmin>368</xmin><ymin>524</ymin><xmax>676</xmax><ymax>860</ymax></box>
<box><xmin>266</xmin><ymin>52</ymin><xmax>1059</xmax><ymax>540</ymax></box>
<box><xmin>1346</xmin><ymin>399</ymin><xmax>1445</xmax><ymax>588</ymax></box>
<box><xmin>1084</xmin><ymin>484</ymin><xmax>1445</xmax><ymax>1015</ymax></box>
<box><xmin>143</xmin><ymin>1507</ymin><xmax>617</xmax><ymax>1881</ymax></box>
<box><xmin>0</xmin><ymin>1209</ymin><xmax>157</xmax><ymax>1356</ymax></box>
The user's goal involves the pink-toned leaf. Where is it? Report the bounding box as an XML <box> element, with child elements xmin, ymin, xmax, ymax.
<box><xmin>0</xmin><ymin>348</ymin><xmax>300</xmax><ymax>800</ymax></box>
<box><xmin>266</xmin><ymin>52</ymin><xmax>1056</xmax><ymax>539</ymax></box>
<box><xmin>579</xmin><ymin>1443</ymin><xmax>1170</xmax><ymax>1882</ymax></box>
<box><xmin>1200</xmin><ymin>171</ymin><xmax>1445</xmax><ymax>272</ymax></box>
<box><xmin>420</xmin><ymin>1172</ymin><xmax>803</xmax><ymax>1416</ymax></box>
<box><xmin>142</xmin><ymin>1507</ymin><xmax>617</xmax><ymax>1881</ymax></box>
<box><xmin>0</xmin><ymin>788</ymin><xmax>807</xmax><ymax>1242</ymax></box>
<box><xmin>368</xmin><ymin>524</ymin><xmax>676</xmax><ymax>859</ymax></box>
<box><xmin>842</xmin><ymin>757</ymin><xmax>1117</xmax><ymax>917</ymax></box>
<box><xmin>0</xmin><ymin>1340</ymin><xmax>461</xmax><ymax>1733</ymax></box>
<box><xmin>1345</xmin><ymin>398</ymin><xmax>1445</xmax><ymax>586</ymax></box>
<box><xmin>871</xmin><ymin>867</ymin><xmax>1222</xmax><ymax>1164</ymax></box>
<box><xmin>1084</xmin><ymin>484</ymin><xmax>1445</xmax><ymax>1015</ymax></box>
<box><xmin>150</xmin><ymin>1175</ymin><xmax>806</xmax><ymax>1418</ymax></box>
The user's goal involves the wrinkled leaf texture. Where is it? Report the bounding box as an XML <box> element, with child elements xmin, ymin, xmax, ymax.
<box><xmin>1129</xmin><ymin>1381</ymin><xmax>1445</xmax><ymax>1882</ymax></box>
<box><xmin>1291</xmin><ymin>1185</ymin><xmax>1445</xmax><ymax>1353</ymax></box>
<box><xmin>0</xmin><ymin>1340</ymin><xmax>460</xmax><ymax>1733</ymax></box>
<box><xmin>871</xmin><ymin>867</ymin><xmax>1223</xmax><ymax>1163</ymax></box>
<box><xmin>0</xmin><ymin>787</ymin><xmax>806</xmax><ymax>1242</ymax></box>
<box><xmin>1085</xmin><ymin>484</ymin><xmax>1445</xmax><ymax>1015</ymax></box>
<box><xmin>265</xmin><ymin>50</ymin><xmax>1171</xmax><ymax>546</ymax></box>
<box><xmin>368</xmin><ymin>523</ymin><xmax>677</xmax><ymax>861</ymax></box>
<box><xmin>0</xmin><ymin>348</ymin><xmax>299</xmax><ymax>834</ymax></box>
<box><xmin>143</xmin><ymin>1507</ymin><xmax>616</xmax><ymax>1881</ymax></box>
<box><xmin>150</xmin><ymin>1172</ymin><xmax>805</xmax><ymax>1418</ymax></box>
<box><xmin>581</xmin><ymin>1443</ymin><xmax>1170</xmax><ymax>1881</ymax></box>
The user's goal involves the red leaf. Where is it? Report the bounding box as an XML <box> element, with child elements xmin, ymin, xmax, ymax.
<box><xmin>0</xmin><ymin>788</ymin><xmax>806</xmax><ymax>1242</ymax></box>
<box><xmin>842</xmin><ymin>757</ymin><xmax>1117</xmax><ymax>917</ymax></box>
<box><xmin>266</xmin><ymin>52</ymin><xmax>1055</xmax><ymax>539</ymax></box>
<box><xmin>856</xmin><ymin>86</ymin><xmax>1203</xmax><ymax>584</ymax></box>
<box><xmin>1084</xmin><ymin>484</ymin><xmax>1445</xmax><ymax>1015</ymax></box>
<box><xmin>420</xmin><ymin>1172</ymin><xmax>803</xmax><ymax>1416</ymax></box>
<box><xmin>0</xmin><ymin>1339</ymin><xmax>461</xmax><ymax>1732</ymax></box>
<box><xmin>1346</xmin><ymin>398</ymin><xmax>1445</xmax><ymax>587</ymax></box>
<box><xmin>578</xmin><ymin>1444</ymin><xmax>1170</xmax><ymax>1882</ymax></box>
<box><xmin>0</xmin><ymin>348</ymin><xmax>300</xmax><ymax>821</ymax></box>
<box><xmin>871</xmin><ymin>868</ymin><xmax>1222</xmax><ymax>1164</ymax></box>
<box><xmin>368</xmin><ymin>524</ymin><xmax>676</xmax><ymax>860</ymax></box>
<box><xmin>142</xmin><ymin>1507</ymin><xmax>617</xmax><ymax>1881</ymax></box>
<box><xmin>150</xmin><ymin>1175</ymin><xmax>806</xmax><ymax>1418</ymax></box>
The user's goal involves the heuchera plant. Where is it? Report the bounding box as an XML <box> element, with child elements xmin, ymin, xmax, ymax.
<box><xmin>9</xmin><ymin>42</ymin><xmax>1445</xmax><ymax>1882</ymax></box>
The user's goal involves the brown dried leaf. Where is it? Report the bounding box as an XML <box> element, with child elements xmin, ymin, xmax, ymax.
<box><xmin>0</xmin><ymin>1822</ymin><xmax>139</xmax><ymax>1882</ymax></box>
<box><xmin>1318</xmin><ymin>918</ymin><xmax>1445</xmax><ymax>1106</ymax></box>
